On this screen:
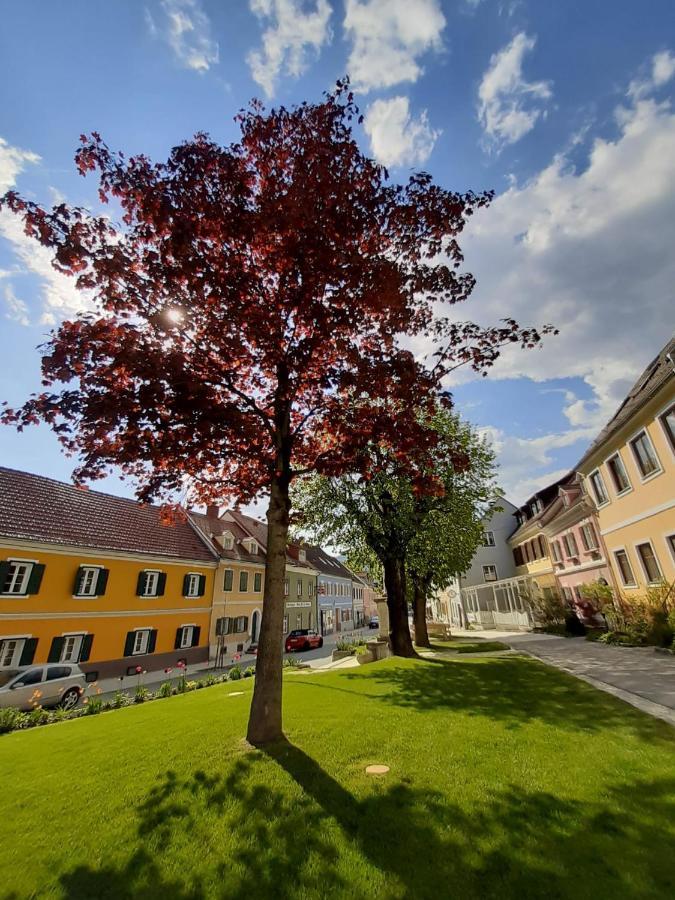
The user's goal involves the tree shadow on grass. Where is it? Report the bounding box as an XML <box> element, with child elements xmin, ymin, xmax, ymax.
<box><xmin>57</xmin><ymin>743</ymin><xmax>675</xmax><ymax>900</ymax></box>
<box><xmin>314</xmin><ymin>656</ymin><xmax>675</xmax><ymax>742</ymax></box>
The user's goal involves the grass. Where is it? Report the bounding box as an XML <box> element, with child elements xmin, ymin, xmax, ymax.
<box><xmin>423</xmin><ymin>639</ymin><xmax>511</xmax><ymax>653</ymax></box>
<box><xmin>1</xmin><ymin>656</ymin><xmax>675</xmax><ymax>899</ymax></box>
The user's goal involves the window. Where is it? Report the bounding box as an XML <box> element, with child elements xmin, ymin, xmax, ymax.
<box><xmin>660</xmin><ymin>403</ymin><xmax>675</xmax><ymax>453</ymax></box>
<box><xmin>580</xmin><ymin>523</ymin><xmax>598</xmax><ymax>552</ymax></box>
<box><xmin>297</xmin><ymin>580</ymin><xmax>303</xmax><ymax>596</ymax></box>
<box><xmin>668</xmin><ymin>534</ymin><xmax>675</xmax><ymax>564</ymax></box>
<box><xmin>282</xmin><ymin>615</ymin><xmax>289</xmax><ymax>634</ymax></box>
<box><xmin>563</xmin><ymin>534</ymin><xmax>579</xmax><ymax>558</ymax></box>
<box><xmin>234</xmin><ymin>616</ymin><xmax>248</xmax><ymax>633</ymax></box>
<box><xmin>76</xmin><ymin>566</ymin><xmax>100</xmax><ymax>597</ymax></box>
<box><xmin>614</xmin><ymin>550</ymin><xmax>636</xmax><ymax>587</ymax></box>
<box><xmin>539</xmin><ymin>536</ymin><xmax>548</xmax><ymax>557</ymax></box>
<box><xmin>606</xmin><ymin>453</ymin><xmax>631</xmax><ymax>494</ymax></box>
<box><xmin>308</xmin><ymin>582</ymin><xmax>314</xmax><ymax>596</ymax></box>
<box><xmin>483</xmin><ymin>530</ymin><xmax>496</xmax><ymax>547</ymax></box>
<box><xmin>513</xmin><ymin>546</ymin><xmax>524</xmax><ymax>566</ymax></box>
<box><xmin>184</xmin><ymin>574</ymin><xmax>201</xmax><ymax>598</ymax></box>
<box><xmin>46</xmin><ymin>666</ymin><xmax>72</xmax><ymax>681</ymax></box>
<box><xmin>254</xmin><ymin>572</ymin><xmax>262</xmax><ymax>592</ymax></box>
<box><xmin>223</xmin><ymin>569</ymin><xmax>233</xmax><ymax>592</ymax></box>
<box><xmin>179</xmin><ymin>626</ymin><xmax>194</xmax><ymax>649</ymax></box>
<box><xmin>296</xmin><ymin>614</ymin><xmax>302</xmax><ymax>629</ymax></box>
<box><xmin>133</xmin><ymin>630</ymin><xmax>150</xmax><ymax>655</ymax></box>
<box><xmin>15</xmin><ymin>668</ymin><xmax>43</xmax><ymax>687</ymax></box>
<box><xmin>482</xmin><ymin>565</ymin><xmax>498</xmax><ymax>582</ymax></box>
<box><xmin>140</xmin><ymin>571</ymin><xmax>160</xmax><ymax>597</ymax></box>
<box><xmin>551</xmin><ymin>541</ymin><xmax>561</xmax><ymax>563</ymax></box>
<box><xmin>299</xmin><ymin>549</ymin><xmax>306</xmax><ymax>563</ymax></box>
<box><xmin>1</xmin><ymin>561</ymin><xmax>33</xmax><ymax>595</ymax></box>
<box><xmin>216</xmin><ymin>617</ymin><xmax>231</xmax><ymax>636</ymax></box>
<box><xmin>562</xmin><ymin>587</ymin><xmax>573</xmax><ymax>604</ymax></box>
<box><xmin>0</xmin><ymin>639</ymin><xmax>22</xmax><ymax>668</ymax></box>
<box><xmin>284</xmin><ymin>578</ymin><xmax>289</xmax><ymax>596</ymax></box>
<box><xmin>239</xmin><ymin>571</ymin><xmax>248</xmax><ymax>592</ymax></box>
<box><xmin>220</xmin><ymin>532</ymin><xmax>234</xmax><ymax>550</ymax></box>
<box><xmin>636</xmin><ymin>542</ymin><xmax>662</xmax><ymax>584</ymax></box>
<box><xmin>630</xmin><ymin>430</ymin><xmax>661</xmax><ymax>478</ymax></box>
<box><xmin>589</xmin><ymin>470</ymin><xmax>609</xmax><ymax>506</ymax></box>
<box><xmin>60</xmin><ymin>634</ymin><xmax>83</xmax><ymax>663</ymax></box>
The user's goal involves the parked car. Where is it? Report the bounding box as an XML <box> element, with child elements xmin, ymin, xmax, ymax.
<box><xmin>368</xmin><ymin>617</ymin><xmax>379</xmax><ymax>630</ymax></box>
<box><xmin>0</xmin><ymin>663</ymin><xmax>85</xmax><ymax>711</ymax></box>
<box><xmin>284</xmin><ymin>630</ymin><xmax>323</xmax><ymax>652</ymax></box>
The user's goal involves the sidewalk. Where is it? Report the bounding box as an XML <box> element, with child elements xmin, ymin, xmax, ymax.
<box><xmin>453</xmin><ymin>629</ymin><xmax>675</xmax><ymax>726</ymax></box>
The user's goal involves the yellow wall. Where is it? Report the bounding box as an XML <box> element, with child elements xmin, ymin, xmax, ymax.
<box><xmin>0</xmin><ymin>540</ymin><xmax>216</xmax><ymax>674</ymax></box>
<box><xmin>579</xmin><ymin>385</ymin><xmax>675</xmax><ymax>591</ymax></box>
<box><xmin>209</xmin><ymin>559</ymin><xmax>265</xmax><ymax>656</ymax></box>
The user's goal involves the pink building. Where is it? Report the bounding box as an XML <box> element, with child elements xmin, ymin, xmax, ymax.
<box><xmin>540</xmin><ymin>475</ymin><xmax>616</xmax><ymax>623</ymax></box>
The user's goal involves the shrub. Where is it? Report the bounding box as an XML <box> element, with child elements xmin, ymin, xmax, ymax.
<box><xmin>185</xmin><ymin>681</ymin><xmax>198</xmax><ymax>692</ymax></box>
<box><xmin>202</xmin><ymin>674</ymin><xmax>218</xmax><ymax>687</ymax></box>
<box><xmin>283</xmin><ymin>657</ymin><xmax>301</xmax><ymax>668</ymax></box>
<box><xmin>0</xmin><ymin>707</ymin><xmax>27</xmax><ymax>734</ymax></box>
<box><xmin>134</xmin><ymin>686</ymin><xmax>150</xmax><ymax>704</ymax></box>
<box><xmin>529</xmin><ymin>588</ymin><xmax>567</xmax><ymax>627</ymax></box>
<box><xmin>228</xmin><ymin>665</ymin><xmax>242</xmax><ymax>681</ymax></box>
<box><xmin>244</xmin><ymin>666</ymin><xmax>256</xmax><ymax>677</ymax></box>
<box><xmin>112</xmin><ymin>689</ymin><xmax>130</xmax><ymax>709</ymax></box>
<box><xmin>51</xmin><ymin>707</ymin><xmax>73</xmax><ymax>723</ymax></box>
<box><xmin>84</xmin><ymin>697</ymin><xmax>104</xmax><ymax>715</ymax></box>
<box><xmin>585</xmin><ymin>629</ymin><xmax>604</xmax><ymax>642</ymax></box>
<box><xmin>157</xmin><ymin>681</ymin><xmax>173</xmax><ymax>699</ymax></box>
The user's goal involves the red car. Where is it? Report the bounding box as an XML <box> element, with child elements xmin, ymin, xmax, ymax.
<box><xmin>285</xmin><ymin>629</ymin><xmax>324</xmax><ymax>652</ymax></box>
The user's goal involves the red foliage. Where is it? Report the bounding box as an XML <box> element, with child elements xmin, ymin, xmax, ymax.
<box><xmin>0</xmin><ymin>82</ymin><xmax>554</xmax><ymax>506</ymax></box>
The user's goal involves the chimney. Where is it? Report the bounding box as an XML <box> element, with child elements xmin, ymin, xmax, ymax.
<box><xmin>206</xmin><ymin>504</ymin><xmax>220</xmax><ymax>520</ymax></box>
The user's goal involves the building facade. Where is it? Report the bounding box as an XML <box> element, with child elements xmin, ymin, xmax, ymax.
<box><xmin>576</xmin><ymin>337</ymin><xmax>675</xmax><ymax>594</ymax></box>
<box><xmin>0</xmin><ymin>468</ymin><xmax>217</xmax><ymax>679</ymax></box>
<box><xmin>305</xmin><ymin>546</ymin><xmax>355</xmax><ymax>635</ymax></box>
<box><xmin>508</xmin><ymin>480</ymin><xmax>566</xmax><ymax>598</ymax></box>
<box><xmin>284</xmin><ymin>544</ymin><xmax>319</xmax><ymax>634</ymax></box>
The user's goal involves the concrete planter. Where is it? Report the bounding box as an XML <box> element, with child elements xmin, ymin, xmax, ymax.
<box><xmin>331</xmin><ymin>649</ymin><xmax>355</xmax><ymax>662</ymax></box>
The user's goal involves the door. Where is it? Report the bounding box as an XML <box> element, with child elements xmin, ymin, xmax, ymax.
<box><xmin>251</xmin><ymin>611</ymin><xmax>260</xmax><ymax>642</ymax></box>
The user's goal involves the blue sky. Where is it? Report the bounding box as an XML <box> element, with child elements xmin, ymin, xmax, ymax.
<box><xmin>1</xmin><ymin>0</ymin><xmax>674</xmax><ymax>506</ymax></box>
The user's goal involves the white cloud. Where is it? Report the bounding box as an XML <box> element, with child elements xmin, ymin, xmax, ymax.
<box><xmin>344</xmin><ymin>0</ymin><xmax>445</xmax><ymax>93</ymax></box>
<box><xmin>364</xmin><ymin>96</ymin><xmax>440</xmax><ymax>167</ymax></box>
<box><xmin>148</xmin><ymin>0</ymin><xmax>219</xmax><ymax>72</ymax></box>
<box><xmin>0</xmin><ymin>137</ymin><xmax>40</xmax><ymax>194</ymax></box>
<box><xmin>247</xmin><ymin>0</ymin><xmax>332</xmax><ymax>98</ymax></box>
<box><xmin>448</xmin><ymin>76</ymin><xmax>675</xmax><ymax>495</ymax></box>
<box><xmin>628</xmin><ymin>49</ymin><xmax>675</xmax><ymax>100</ymax></box>
<box><xmin>477</xmin><ymin>32</ymin><xmax>552</xmax><ymax>151</ymax></box>
<box><xmin>3</xmin><ymin>284</ymin><xmax>30</xmax><ymax>327</ymax></box>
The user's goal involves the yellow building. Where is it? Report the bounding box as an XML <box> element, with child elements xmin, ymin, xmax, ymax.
<box><xmin>0</xmin><ymin>468</ymin><xmax>217</xmax><ymax>678</ymax></box>
<box><xmin>190</xmin><ymin>508</ymin><xmax>266</xmax><ymax>662</ymax></box>
<box><xmin>507</xmin><ymin>477</ymin><xmax>569</xmax><ymax>597</ymax></box>
<box><xmin>576</xmin><ymin>338</ymin><xmax>675</xmax><ymax>592</ymax></box>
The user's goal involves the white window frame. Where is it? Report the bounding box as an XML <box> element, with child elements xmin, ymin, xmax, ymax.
<box><xmin>657</xmin><ymin>400</ymin><xmax>675</xmax><ymax>459</ymax></box>
<box><xmin>239</xmin><ymin>570</ymin><xmax>249</xmax><ymax>593</ymax></box>
<box><xmin>580</xmin><ymin>523</ymin><xmax>598</xmax><ymax>552</ymax></box>
<box><xmin>253</xmin><ymin>571</ymin><xmax>262</xmax><ymax>593</ymax></box>
<box><xmin>604</xmin><ymin>451</ymin><xmax>632</xmax><ymax>497</ymax></box>
<box><xmin>0</xmin><ymin>636</ymin><xmax>26</xmax><ymax>667</ymax></box>
<box><xmin>60</xmin><ymin>633</ymin><xmax>84</xmax><ymax>663</ymax></box>
<box><xmin>223</xmin><ymin>568</ymin><xmax>234</xmax><ymax>592</ymax></box>
<box><xmin>141</xmin><ymin>570</ymin><xmax>160</xmax><ymax>597</ymax></box>
<box><xmin>483</xmin><ymin>530</ymin><xmax>496</xmax><ymax>547</ymax></box>
<box><xmin>184</xmin><ymin>573</ymin><xmax>201</xmax><ymax>598</ymax></box>
<box><xmin>633</xmin><ymin>539</ymin><xmax>663</xmax><ymax>586</ymax></box>
<box><xmin>628</xmin><ymin>427</ymin><xmax>663</xmax><ymax>482</ymax></box>
<box><xmin>299</xmin><ymin>549</ymin><xmax>307</xmax><ymax>563</ymax></box>
<box><xmin>76</xmin><ymin>565</ymin><xmax>101</xmax><ymax>598</ymax></box>
<box><xmin>132</xmin><ymin>629</ymin><xmax>151</xmax><ymax>655</ymax></box>
<box><xmin>482</xmin><ymin>564</ymin><xmax>498</xmax><ymax>583</ymax></box>
<box><xmin>297</xmin><ymin>580</ymin><xmax>303</xmax><ymax>596</ymax></box>
<box><xmin>613</xmin><ymin>547</ymin><xmax>637</xmax><ymax>589</ymax></box>
<box><xmin>179</xmin><ymin>625</ymin><xmax>194</xmax><ymax>649</ymax></box>
<box><xmin>284</xmin><ymin>578</ymin><xmax>289</xmax><ymax>596</ymax></box>
<box><xmin>550</xmin><ymin>540</ymin><xmax>561</xmax><ymax>563</ymax></box>
<box><xmin>588</xmin><ymin>470</ymin><xmax>609</xmax><ymax>508</ymax></box>
<box><xmin>221</xmin><ymin>531</ymin><xmax>234</xmax><ymax>550</ymax></box>
<box><xmin>1</xmin><ymin>559</ymin><xmax>35</xmax><ymax>596</ymax></box>
<box><xmin>563</xmin><ymin>533</ymin><xmax>579</xmax><ymax>558</ymax></box>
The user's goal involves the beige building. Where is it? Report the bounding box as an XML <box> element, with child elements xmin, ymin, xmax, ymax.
<box><xmin>576</xmin><ymin>337</ymin><xmax>675</xmax><ymax>593</ymax></box>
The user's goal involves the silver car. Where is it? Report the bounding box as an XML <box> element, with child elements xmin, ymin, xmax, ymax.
<box><xmin>0</xmin><ymin>663</ymin><xmax>86</xmax><ymax>711</ymax></box>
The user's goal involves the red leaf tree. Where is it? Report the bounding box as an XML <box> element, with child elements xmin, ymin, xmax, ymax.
<box><xmin>1</xmin><ymin>84</ymin><xmax>553</xmax><ymax>743</ymax></box>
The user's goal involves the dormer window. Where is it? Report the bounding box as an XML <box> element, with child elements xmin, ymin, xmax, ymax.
<box><xmin>243</xmin><ymin>538</ymin><xmax>258</xmax><ymax>555</ymax></box>
<box><xmin>217</xmin><ymin>531</ymin><xmax>234</xmax><ymax>551</ymax></box>
<box><xmin>299</xmin><ymin>549</ymin><xmax>307</xmax><ymax>563</ymax></box>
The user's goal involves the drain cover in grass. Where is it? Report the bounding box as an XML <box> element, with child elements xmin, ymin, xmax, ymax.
<box><xmin>365</xmin><ymin>765</ymin><xmax>390</xmax><ymax>775</ymax></box>
<box><xmin>228</xmin><ymin>691</ymin><xmax>244</xmax><ymax>697</ymax></box>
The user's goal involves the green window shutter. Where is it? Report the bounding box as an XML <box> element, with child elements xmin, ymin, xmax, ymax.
<box><xmin>182</xmin><ymin>574</ymin><xmax>191</xmax><ymax>596</ymax></box>
<box><xmin>0</xmin><ymin>561</ymin><xmax>10</xmax><ymax>591</ymax></box>
<box><xmin>191</xmin><ymin>626</ymin><xmax>201</xmax><ymax>647</ymax></box>
<box><xmin>254</xmin><ymin>572</ymin><xmax>262</xmax><ymax>592</ymax></box>
<box><xmin>19</xmin><ymin>637</ymin><xmax>38</xmax><ymax>666</ymax></box>
<box><xmin>156</xmin><ymin>573</ymin><xmax>167</xmax><ymax>597</ymax></box>
<box><xmin>48</xmin><ymin>636</ymin><xmax>64</xmax><ymax>663</ymax></box>
<box><xmin>73</xmin><ymin>567</ymin><xmax>85</xmax><ymax>596</ymax></box>
<box><xmin>79</xmin><ymin>634</ymin><xmax>94</xmax><ymax>662</ymax></box>
<box><xmin>225</xmin><ymin>617</ymin><xmax>233</xmax><ymax>635</ymax></box>
<box><xmin>95</xmin><ymin>569</ymin><xmax>109</xmax><ymax>596</ymax></box>
<box><xmin>243</xmin><ymin>616</ymin><xmax>249</xmax><ymax>632</ymax></box>
<box><xmin>224</xmin><ymin>570</ymin><xmax>233</xmax><ymax>591</ymax></box>
<box><xmin>123</xmin><ymin>631</ymin><xmax>136</xmax><ymax>657</ymax></box>
<box><xmin>147</xmin><ymin>629</ymin><xmax>158</xmax><ymax>653</ymax></box>
<box><xmin>198</xmin><ymin>574</ymin><xmax>206</xmax><ymax>596</ymax></box>
<box><xmin>136</xmin><ymin>572</ymin><xmax>146</xmax><ymax>596</ymax></box>
<box><xmin>26</xmin><ymin>563</ymin><xmax>45</xmax><ymax>595</ymax></box>
<box><xmin>174</xmin><ymin>627</ymin><xmax>183</xmax><ymax>649</ymax></box>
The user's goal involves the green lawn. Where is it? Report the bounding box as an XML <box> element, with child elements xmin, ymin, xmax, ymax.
<box><xmin>424</xmin><ymin>639</ymin><xmax>511</xmax><ymax>653</ymax></box>
<box><xmin>2</xmin><ymin>656</ymin><xmax>675</xmax><ymax>899</ymax></box>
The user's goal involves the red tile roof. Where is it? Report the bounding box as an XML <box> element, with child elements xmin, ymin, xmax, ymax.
<box><xmin>189</xmin><ymin>511</ymin><xmax>266</xmax><ymax>564</ymax></box>
<box><xmin>0</xmin><ymin>467</ymin><xmax>217</xmax><ymax>562</ymax></box>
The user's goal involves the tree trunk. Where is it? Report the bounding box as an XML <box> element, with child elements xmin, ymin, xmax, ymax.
<box><xmin>246</xmin><ymin>472</ymin><xmax>290</xmax><ymax>745</ymax></box>
<box><xmin>383</xmin><ymin>555</ymin><xmax>417</xmax><ymax>658</ymax></box>
<box><xmin>412</xmin><ymin>575</ymin><xmax>431</xmax><ymax>649</ymax></box>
